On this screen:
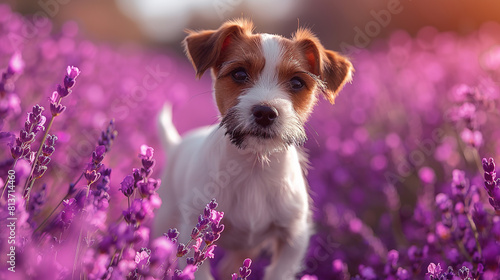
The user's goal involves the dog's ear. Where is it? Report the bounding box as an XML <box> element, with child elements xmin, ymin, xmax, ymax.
<box><xmin>294</xmin><ymin>28</ymin><xmax>353</xmax><ymax>104</ymax></box>
<box><xmin>183</xmin><ymin>19</ymin><xmax>254</xmax><ymax>78</ymax></box>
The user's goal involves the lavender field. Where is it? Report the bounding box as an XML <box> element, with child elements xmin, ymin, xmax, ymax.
<box><xmin>1</xmin><ymin>4</ymin><xmax>500</xmax><ymax>279</ymax></box>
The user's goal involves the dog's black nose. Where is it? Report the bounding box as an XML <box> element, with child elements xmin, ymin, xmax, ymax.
<box><xmin>252</xmin><ymin>105</ymin><xmax>278</xmax><ymax>127</ymax></box>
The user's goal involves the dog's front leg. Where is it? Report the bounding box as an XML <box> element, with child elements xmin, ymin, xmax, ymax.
<box><xmin>264</xmin><ymin>225</ymin><xmax>311</xmax><ymax>280</ymax></box>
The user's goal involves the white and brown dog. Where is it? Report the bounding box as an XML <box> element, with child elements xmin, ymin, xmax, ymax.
<box><xmin>155</xmin><ymin>19</ymin><xmax>353</xmax><ymax>280</ymax></box>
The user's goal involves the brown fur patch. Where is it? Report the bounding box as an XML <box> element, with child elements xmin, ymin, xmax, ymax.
<box><xmin>277</xmin><ymin>39</ymin><xmax>321</xmax><ymax>121</ymax></box>
<box><xmin>213</xmin><ymin>33</ymin><xmax>265</xmax><ymax>116</ymax></box>
<box><xmin>293</xmin><ymin>28</ymin><xmax>354</xmax><ymax>104</ymax></box>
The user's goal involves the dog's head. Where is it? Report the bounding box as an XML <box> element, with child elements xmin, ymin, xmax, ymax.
<box><xmin>184</xmin><ymin>19</ymin><xmax>353</xmax><ymax>154</ymax></box>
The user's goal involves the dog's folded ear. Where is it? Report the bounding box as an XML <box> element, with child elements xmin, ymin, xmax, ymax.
<box><xmin>183</xmin><ymin>19</ymin><xmax>254</xmax><ymax>78</ymax></box>
<box><xmin>294</xmin><ymin>28</ymin><xmax>354</xmax><ymax>104</ymax></box>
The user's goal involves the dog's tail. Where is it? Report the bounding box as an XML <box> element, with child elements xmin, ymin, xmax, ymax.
<box><xmin>158</xmin><ymin>103</ymin><xmax>181</xmax><ymax>154</ymax></box>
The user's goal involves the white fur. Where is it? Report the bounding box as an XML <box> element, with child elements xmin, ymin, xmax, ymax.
<box><xmin>155</xmin><ymin>34</ymin><xmax>312</xmax><ymax>280</ymax></box>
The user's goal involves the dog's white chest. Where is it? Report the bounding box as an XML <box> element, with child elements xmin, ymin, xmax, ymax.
<box><xmin>207</xmin><ymin>138</ymin><xmax>310</xmax><ymax>249</ymax></box>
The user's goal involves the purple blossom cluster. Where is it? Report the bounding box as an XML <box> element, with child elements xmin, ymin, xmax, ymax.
<box><xmin>169</xmin><ymin>198</ymin><xmax>224</xmax><ymax>269</ymax></box>
<box><xmin>232</xmin><ymin>258</ymin><xmax>252</xmax><ymax>280</ymax></box>
<box><xmin>1</xmin><ymin>3</ymin><xmax>500</xmax><ymax>279</ymax></box>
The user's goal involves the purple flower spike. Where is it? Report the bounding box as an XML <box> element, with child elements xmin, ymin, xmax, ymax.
<box><xmin>243</xmin><ymin>258</ymin><xmax>251</xmax><ymax>268</ymax></box>
<box><xmin>132</xmin><ymin>168</ymin><xmax>143</xmax><ymax>182</ymax></box>
<box><xmin>92</xmin><ymin>145</ymin><xmax>106</xmax><ymax>165</ymax></box>
<box><xmin>20</xmin><ymin>130</ymin><xmax>35</xmax><ymax>144</ymax></box>
<box><xmin>56</xmin><ymin>84</ymin><xmax>70</xmax><ymax>98</ymax></box>
<box><xmin>67</xmin><ymin>65</ymin><xmax>81</xmax><ymax>79</ymax></box>
<box><xmin>140</xmin><ymin>145</ymin><xmax>154</xmax><ymax>160</ymax></box>
<box><xmin>233</xmin><ymin>258</ymin><xmax>253</xmax><ymax>280</ymax></box>
<box><xmin>64</xmin><ymin>66</ymin><xmax>80</xmax><ymax>89</ymax></box>
<box><xmin>457</xmin><ymin>266</ymin><xmax>470</xmax><ymax>280</ymax></box>
<box><xmin>135</xmin><ymin>248</ymin><xmax>151</xmax><ymax>272</ymax></box>
<box><xmin>211</xmin><ymin>223</ymin><xmax>224</xmax><ymax>235</ymax></box>
<box><xmin>164</xmin><ymin>228</ymin><xmax>179</xmax><ymax>242</ymax></box>
<box><xmin>482</xmin><ymin>157</ymin><xmax>500</xmax><ymax>211</ymax></box>
<box><xmin>50</xmin><ymin>103</ymin><xmax>66</xmax><ymax>117</ymax></box>
<box><xmin>141</xmin><ymin>158</ymin><xmax>156</xmax><ymax>170</ymax></box>
<box><xmin>37</xmin><ymin>155</ymin><xmax>51</xmax><ymax>166</ymax></box>
<box><xmin>205</xmin><ymin>244</ymin><xmax>216</xmax><ymax>258</ymax></box>
<box><xmin>427</xmin><ymin>263</ymin><xmax>443</xmax><ymax>278</ymax></box>
<box><xmin>190</xmin><ymin>227</ymin><xmax>200</xmax><ymax>239</ymax></box>
<box><xmin>120</xmin><ymin>175</ymin><xmax>135</xmax><ymax>197</ymax></box>
<box><xmin>45</xmin><ymin>134</ymin><xmax>58</xmax><ymax>146</ymax></box>
<box><xmin>11</xmin><ymin>145</ymin><xmax>22</xmax><ymax>159</ymax></box>
<box><xmin>209</xmin><ymin>198</ymin><xmax>218</xmax><ymax>209</ymax></box>
<box><xmin>32</xmin><ymin>164</ymin><xmax>47</xmax><ymax>179</ymax></box>
<box><xmin>204</xmin><ymin>206</ymin><xmax>212</xmax><ymax>218</ymax></box>
<box><xmin>176</xmin><ymin>243</ymin><xmax>189</xmax><ymax>257</ymax></box>
<box><xmin>84</xmin><ymin>169</ymin><xmax>101</xmax><ymax>185</ymax></box>
<box><xmin>32</xmin><ymin>104</ymin><xmax>44</xmax><ymax>117</ymax></box>
<box><xmin>138</xmin><ymin>178</ymin><xmax>160</xmax><ymax>197</ymax></box>
<box><xmin>482</xmin><ymin>158</ymin><xmax>495</xmax><ymax>173</ymax></box>
<box><xmin>98</xmin><ymin>119</ymin><xmax>118</xmax><ymax>152</ymax></box>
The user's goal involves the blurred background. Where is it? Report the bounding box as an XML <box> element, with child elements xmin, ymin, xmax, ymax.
<box><xmin>6</xmin><ymin>0</ymin><xmax>500</xmax><ymax>53</ymax></box>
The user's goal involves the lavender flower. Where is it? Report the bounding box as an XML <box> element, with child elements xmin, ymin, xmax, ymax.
<box><xmin>84</xmin><ymin>169</ymin><xmax>100</xmax><ymax>186</ymax></box>
<box><xmin>98</xmin><ymin>119</ymin><xmax>118</xmax><ymax>152</ymax></box>
<box><xmin>56</xmin><ymin>198</ymin><xmax>77</xmax><ymax>230</ymax></box>
<box><xmin>49</xmin><ymin>91</ymin><xmax>66</xmax><ymax>116</ymax></box>
<box><xmin>119</xmin><ymin>175</ymin><xmax>135</xmax><ymax>197</ymax></box>
<box><xmin>482</xmin><ymin>157</ymin><xmax>500</xmax><ymax>211</ymax></box>
<box><xmin>165</xmin><ymin>228</ymin><xmax>180</xmax><ymax>242</ymax></box>
<box><xmin>231</xmin><ymin>258</ymin><xmax>252</xmax><ymax>280</ymax></box>
<box><xmin>64</xmin><ymin>66</ymin><xmax>81</xmax><ymax>89</ymax></box>
<box><xmin>139</xmin><ymin>145</ymin><xmax>156</xmax><ymax>179</ymax></box>
<box><xmin>135</xmin><ymin>248</ymin><xmax>151</xmax><ymax>274</ymax></box>
<box><xmin>31</xmin><ymin>134</ymin><xmax>57</xmax><ymax>181</ymax></box>
<box><xmin>8</xmin><ymin>105</ymin><xmax>45</xmax><ymax>161</ymax></box>
<box><xmin>48</xmin><ymin>66</ymin><xmax>79</xmax><ymax>117</ymax></box>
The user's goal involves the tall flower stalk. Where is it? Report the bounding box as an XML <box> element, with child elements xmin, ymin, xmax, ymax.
<box><xmin>2</xmin><ymin>104</ymin><xmax>45</xmax><ymax>199</ymax></box>
<box><xmin>23</xmin><ymin>66</ymin><xmax>80</xmax><ymax>204</ymax></box>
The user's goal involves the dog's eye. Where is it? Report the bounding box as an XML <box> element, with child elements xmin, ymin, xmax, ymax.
<box><xmin>290</xmin><ymin>77</ymin><xmax>305</xmax><ymax>91</ymax></box>
<box><xmin>231</xmin><ymin>68</ymin><xmax>249</xmax><ymax>83</ymax></box>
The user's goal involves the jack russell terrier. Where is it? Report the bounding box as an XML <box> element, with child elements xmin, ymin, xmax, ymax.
<box><xmin>155</xmin><ymin>19</ymin><xmax>353</xmax><ymax>280</ymax></box>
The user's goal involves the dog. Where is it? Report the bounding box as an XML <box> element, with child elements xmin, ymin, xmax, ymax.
<box><xmin>155</xmin><ymin>19</ymin><xmax>353</xmax><ymax>280</ymax></box>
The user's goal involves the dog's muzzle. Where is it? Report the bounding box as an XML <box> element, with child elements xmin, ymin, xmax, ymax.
<box><xmin>220</xmin><ymin>105</ymin><xmax>307</xmax><ymax>150</ymax></box>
